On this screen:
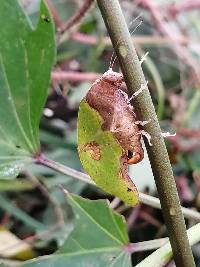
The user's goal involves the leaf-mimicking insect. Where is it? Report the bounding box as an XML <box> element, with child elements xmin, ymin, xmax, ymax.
<box><xmin>86</xmin><ymin>68</ymin><xmax>150</xmax><ymax>165</ymax></box>
<box><xmin>77</xmin><ymin>19</ymin><xmax>152</xmax><ymax>206</ymax></box>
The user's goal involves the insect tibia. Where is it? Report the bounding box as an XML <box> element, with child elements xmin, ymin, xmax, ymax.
<box><xmin>129</xmin><ymin>81</ymin><xmax>148</xmax><ymax>101</ymax></box>
<box><xmin>135</xmin><ymin>120</ymin><xmax>151</xmax><ymax>126</ymax></box>
<box><xmin>139</xmin><ymin>130</ymin><xmax>152</xmax><ymax>146</ymax></box>
<box><xmin>162</xmin><ymin>132</ymin><xmax>176</xmax><ymax>138</ymax></box>
<box><xmin>140</xmin><ymin>51</ymin><xmax>149</xmax><ymax>64</ymax></box>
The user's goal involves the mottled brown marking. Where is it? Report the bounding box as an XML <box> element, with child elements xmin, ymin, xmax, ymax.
<box><xmin>82</xmin><ymin>141</ymin><xmax>101</xmax><ymax>161</ymax></box>
<box><xmin>85</xmin><ymin>69</ymin><xmax>144</xmax><ymax>164</ymax></box>
<box><xmin>119</xmin><ymin>155</ymin><xmax>139</xmax><ymax>198</ymax></box>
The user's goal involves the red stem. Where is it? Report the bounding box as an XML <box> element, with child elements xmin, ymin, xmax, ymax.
<box><xmin>168</xmin><ymin>0</ymin><xmax>200</xmax><ymax>17</ymax></box>
<box><xmin>51</xmin><ymin>71</ymin><xmax>101</xmax><ymax>82</ymax></box>
<box><xmin>60</xmin><ymin>0</ymin><xmax>94</xmax><ymax>32</ymax></box>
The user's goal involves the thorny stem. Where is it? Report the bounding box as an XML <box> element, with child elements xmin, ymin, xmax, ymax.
<box><xmin>96</xmin><ymin>0</ymin><xmax>195</xmax><ymax>266</ymax></box>
<box><xmin>36</xmin><ymin>155</ymin><xmax>200</xmax><ymax>222</ymax></box>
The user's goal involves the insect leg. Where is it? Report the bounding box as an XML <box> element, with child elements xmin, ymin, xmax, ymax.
<box><xmin>135</xmin><ymin>119</ymin><xmax>151</xmax><ymax>126</ymax></box>
<box><xmin>140</xmin><ymin>51</ymin><xmax>149</xmax><ymax>64</ymax></box>
<box><xmin>138</xmin><ymin>130</ymin><xmax>152</xmax><ymax>146</ymax></box>
<box><xmin>129</xmin><ymin>81</ymin><xmax>148</xmax><ymax>101</ymax></box>
<box><xmin>162</xmin><ymin>132</ymin><xmax>176</xmax><ymax>137</ymax></box>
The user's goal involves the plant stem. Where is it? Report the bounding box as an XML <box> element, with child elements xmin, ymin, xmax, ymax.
<box><xmin>136</xmin><ymin>223</ymin><xmax>200</xmax><ymax>267</ymax></box>
<box><xmin>96</xmin><ymin>0</ymin><xmax>195</xmax><ymax>266</ymax></box>
<box><xmin>36</xmin><ymin>156</ymin><xmax>200</xmax><ymax>222</ymax></box>
<box><xmin>127</xmin><ymin>238</ymin><xmax>169</xmax><ymax>254</ymax></box>
<box><xmin>60</xmin><ymin>0</ymin><xmax>94</xmax><ymax>32</ymax></box>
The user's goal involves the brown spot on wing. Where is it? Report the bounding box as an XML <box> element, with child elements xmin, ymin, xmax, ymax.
<box><xmin>119</xmin><ymin>154</ymin><xmax>139</xmax><ymax>197</ymax></box>
<box><xmin>81</xmin><ymin>141</ymin><xmax>101</xmax><ymax>161</ymax></box>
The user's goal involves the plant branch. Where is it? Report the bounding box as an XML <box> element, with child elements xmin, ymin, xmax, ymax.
<box><xmin>51</xmin><ymin>71</ymin><xmax>101</xmax><ymax>83</ymax></box>
<box><xmin>60</xmin><ymin>0</ymin><xmax>94</xmax><ymax>33</ymax></box>
<box><xmin>127</xmin><ymin>238</ymin><xmax>169</xmax><ymax>254</ymax></box>
<box><xmin>25</xmin><ymin>170</ymin><xmax>65</xmax><ymax>226</ymax></box>
<box><xmin>168</xmin><ymin>0</ymin><xmax>200</xmax><ymax>17</ymax></box>
<box><xmin>68</xmin><ymin>32</ymin><xmax>190</xmax><ymax>46</ymax></box>
<box><xmin>36</xmin><ymin>155</ymin><xmax>200</xmax><ymax>222</ymax></box>
<box><xmin>96</xmin><ymin>0</ymin><xmax>195</xmax><ymax>266</ymax></box>
<box><xmin>139</xmin><ymin>0</ymin><xmax>200</xmax><ymax>84</ymax></box>
<box><xmin>135</xmin><ymin>223</ymin><xmax>200</xmax><ymax>267</ymax></box>
<box><xmin>45</xmin><ymin>0</ymin><xmax>62</xmax><ymax>28</ymax></box>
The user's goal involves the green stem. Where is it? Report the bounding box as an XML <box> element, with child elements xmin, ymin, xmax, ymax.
<box><xmin>37</xmin><ymin>156</ymin><xmax>200</xmax><ymax>222</ymax></box>
<box><xmin>136</xmin><ymin>223</ymin><xmax>200</xmax><ymax>267</ymax></box>
<box><xmin>96</xmin><ymin>0</ymin><xmax>195</xmax><ymax>266</ymax></box>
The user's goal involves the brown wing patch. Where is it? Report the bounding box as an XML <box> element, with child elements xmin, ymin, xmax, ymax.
<box><xmin>86</xmin><ymin>69</ymin><xmax>144</xmax><ymax>164</ymax></box>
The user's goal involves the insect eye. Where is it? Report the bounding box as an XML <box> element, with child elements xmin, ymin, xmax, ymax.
<box><xmin>127</xmin><ymin>150</ymin><xmax>141</xmax><ymax>165</ymax></box>
<box><xmin>127</xmin><ymin>150</ymin><xmax>133</xmax><ymax>159</ymax></box>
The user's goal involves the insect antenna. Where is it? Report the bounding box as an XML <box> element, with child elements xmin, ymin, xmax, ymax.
<box><xmin>109</xmin><ymin>14</ymin><xmax>143</xmax><ymax>70</ymax></box>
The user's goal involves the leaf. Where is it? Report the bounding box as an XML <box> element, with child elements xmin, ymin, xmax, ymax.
<box><xmin>0</xmin><ymin>194</ymin><xmax>45</xmax><ymax>231</ymax></box>
<box><xmin>0</xmin><ymin>227</ymin><xmax>33</xmax><ymax>260</ymax></box>
<box><xmin>0</xmin><ymin>0</ymin><xmax>55</xmax><ymax>179</ymax></box>
<box><xmin>21</xmin><ymin>194</ymin><xmax>132</xmax><ymax>267</ymax></box>
<box><xmin>77</xmin><ymin>100</ymin><xmax>139</xmax><ymax>206</ymax></box>
<box><xmin>28</xmin><ymin>147</ymin><xmax>85</xmax><ymax>194</ymax></box>
<box><xmin>0</xmin><ymin>179</ymin><xmax>34</xmax><ymax>192</ymax></box>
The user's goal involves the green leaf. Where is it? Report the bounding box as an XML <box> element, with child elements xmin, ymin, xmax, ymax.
<box><xmin>0</xmin><ymin>179</ymin><xmax>34</xmax><ymax>191</ymax></box>
<box><xmin>77</xmin><ymin>100</ymin><xmax>139</xmax><ymax>206</ymax></box>
<box><xmin>0</xmin><ymin>0</ymin><xmax>55</xmax><ymax>179</ymax></box>
<box><xmin>0</xmin><ymin>194</ymin><xmax>45</xmax><ymax>231</ymax></box>
<box><xmin>21</xmin><ymin>194</ymin><xmax>132</xmax><ymax>267</ymax></box>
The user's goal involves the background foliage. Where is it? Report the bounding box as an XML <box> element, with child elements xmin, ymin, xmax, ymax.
<box><xmin>0</xmin><ymin>0</ymin><xmax>200</xmax><ymax>266</ymax></box>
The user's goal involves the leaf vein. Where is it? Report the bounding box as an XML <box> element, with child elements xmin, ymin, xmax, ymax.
<box><xmin>70</xmin><ymin>197</ymin><xmax>123</xmax><ymax>245</ymax></box>
<box><xmin>0</xmin><ymin>54</ymin><xmax>34</xmax><ymax>152</ymax></box>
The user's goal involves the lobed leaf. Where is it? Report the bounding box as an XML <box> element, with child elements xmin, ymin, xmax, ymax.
<box><xmin>21</xmin><ymin>194</ymin><xmax>132</xmax><ymax>267</ymax></box>
<box><xmin>0</xmin><ymin>0</ymin><xmax>55</xmax><ymax>178</ymax></box>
